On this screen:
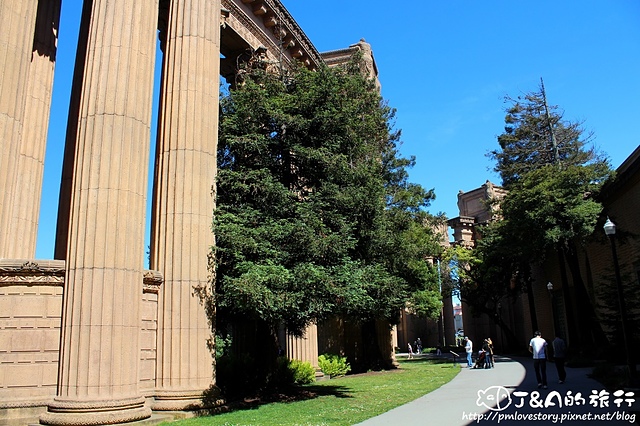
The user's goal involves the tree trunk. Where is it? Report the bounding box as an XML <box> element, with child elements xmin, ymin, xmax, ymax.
<box><xmin>359</xmin><ymin>319</ymin><xmax>385</xmax><ymax>372</ymax></box>
<box><xmin>493</xmin><ymin>313</ymin><xmax>521</xmax><ymax>352</ymax></box>
<box><xmin>526</xmin><ymin>278</ymin><xmax>539</xmax><ymax>333</ymax></box>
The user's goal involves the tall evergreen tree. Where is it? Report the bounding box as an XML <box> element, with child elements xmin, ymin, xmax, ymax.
<box><xmin>488</xmin><ymin>81</ymin><xmax>614</xmax><ymax>349</ymax></box>
<box><xmin>490</xmin><ymin>80</ymin><xmax>600</xmax><ymax>188</ymax></box>
<box><xmin>211</xmin><ymin>56</ymin><xmax>442</xmax><ymax>385</ymax></box>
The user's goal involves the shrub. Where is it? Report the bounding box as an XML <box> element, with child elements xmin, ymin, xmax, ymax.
<box><xmin>216</xmin><ymin>353</ymin><xmax>262</xmax><ymax>398</ymax></box>
<box><xmin>318</xmin><ymin>354</ymin><xmax>351</xmax><ymax>377</ymax></box>
<box><xmin>269</xmin><ymin>357</ymin><xmax>315</xmax><ymax>387</ymax></box>
<box><xmin>289</xmin><ymin>359</ymin><xmax>316</xmax><ymax>385</ymax></box>
<box><xmin>269</xmin><ymin>356</ymin><xmax>295</xmax><ymax>388</ymax></box>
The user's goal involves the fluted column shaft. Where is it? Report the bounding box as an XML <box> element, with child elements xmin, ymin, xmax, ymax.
<box><xmin>151</xmin><ymin>0</ymin><xmax>221</xmax><ymax>410</ymax></box>
<box><xmin>287</xmin><ymin>324</ymin><xmax>319</xmax><ymax>369</ymax></box>
<box><xmin>0</xmin><ymin>1</ymin><xmax>39</xmax><ymax>257</ymax></box>
<box><xmin>41</xmin><ymin>0</ymin><xmax>158</xmax><ymax>424</ymax></box>
<box><xmin>6</xmin><ymin>0</ymin><xmax>60</xmax><ymax>258</ymax></box>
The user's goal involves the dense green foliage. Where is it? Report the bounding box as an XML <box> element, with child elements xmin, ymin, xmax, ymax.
<box><xmin>492</xmin><ymin>83</ymin><xmax>613</xmax><ymax>268</ymax></box>
<box><xmin>318</xmin><ymin>354</ymin><xmax>352</xmax><ymax>377</ymax></box>
<box><xmin>491</xmin><ymin>82</ymin><xmax>612</xmax><ymax>258</ymax></box>
<box><xmin>498</xmin><ymin>163</ymin><xmax>611</xmax><ymax>258</ymax></box>
<box><xmin>213</xmin><ymin>57</ymin><xmax>443</xmax><ymax>339</ymax></box>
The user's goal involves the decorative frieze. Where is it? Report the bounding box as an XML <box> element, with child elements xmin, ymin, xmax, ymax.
<box><xmin>0</xmin><ymin>260</ymin><xmax>65</xmax><ymax>285</ymax></box>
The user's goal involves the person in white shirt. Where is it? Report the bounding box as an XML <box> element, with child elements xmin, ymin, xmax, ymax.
<box><xmin>529</xmin><ymin>331</ymin><xmax>548</xmax><ymax>388</ymax></box>
<box><xmin>464</xmin><ymin>337</ymin><xmax>473</xmax><ymax>367</ymax></box>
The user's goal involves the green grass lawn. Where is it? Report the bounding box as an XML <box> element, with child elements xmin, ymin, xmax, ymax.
<box><xmin>161</xmin><ymin>357</ymin><xmax>459</xmax><ymax>426</ymax></box>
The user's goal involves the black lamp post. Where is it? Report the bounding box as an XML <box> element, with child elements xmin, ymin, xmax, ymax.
<box><xmin>547</xmin><ymin>282</ymin><xmax>558</xmax><ymax>336</ymax></box>
<box><xmin>603</xmin><ymin>217</ymin><xmax>635</xmax><ymax>379</ymax></box>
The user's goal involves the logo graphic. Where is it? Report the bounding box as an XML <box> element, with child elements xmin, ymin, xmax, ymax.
<box><xmin>477</xmin><ymin>386</ymin><xmax>512</xmax><ymax>411</ymax></box>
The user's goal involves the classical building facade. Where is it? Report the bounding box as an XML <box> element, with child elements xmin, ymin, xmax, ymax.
<box><xmin>448</xmin><ymin>180</ymin><xmax>527</xmax><ymax>353</ymax></box>
<box><xmin>394</xmin><ymin>220</ymin><xmax>455</xmax><ymax>352</ymax></box>
<box><xmin>0</xmin><ymin>1</ymin><xmax>381</xmax><ymax>424</ymax></box>
<box><xmin>448</xmin><ymin>150</ymin><xmax>640</xmax><ymax>357</ymax></box>
<box><xmin>449</xmin><ymin>180</ymin><xmax>507</xmax><ymax>247</ymax></box>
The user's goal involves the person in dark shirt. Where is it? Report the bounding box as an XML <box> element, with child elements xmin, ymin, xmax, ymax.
<box><xmin>552</xmin><ymin>335</ymin><xmax>567</xmax><ymax>383</ymax></box>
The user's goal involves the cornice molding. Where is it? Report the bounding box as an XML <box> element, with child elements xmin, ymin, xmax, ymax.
<box><xmin>222</xmin><ymin>0</ymin><xmax>322</xmax><ymax>69</ymax></box>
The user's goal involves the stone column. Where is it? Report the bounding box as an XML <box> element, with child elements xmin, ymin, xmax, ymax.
<box><xmin>40</xmin><ymin>1</ymin><xmax>158</xmax><ymax>424</ymax></box>
<box><xmin>150</xmin><ymin>0</ymin><xmax>221</xmax><ymax>410</ymax></box>
<box><xmin>376</xmin><ymin>320</ymin><xmax>397</xmax><ymax>368</ymax></box>
<box><xmin>287</xmin><ymin>324</ymin><xmax>319</xmax><ymax>369</ymax></box>
<box><xmin>0</xmin><ymin>1</ymin><xmax>39</xmax><ymax>257</ymax></box>
<box><xmin>6</xmin><ymin>0</ymin><xmax>61</xmax><ymax>258</ymax></box>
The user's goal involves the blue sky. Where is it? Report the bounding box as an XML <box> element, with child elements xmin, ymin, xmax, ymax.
<box><xmin>36</xmin><ymin>1</ymin><xmax>640</xmax><ymax>258</ymax></box>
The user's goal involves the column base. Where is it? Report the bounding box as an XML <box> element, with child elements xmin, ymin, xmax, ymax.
<box><xmin>151</xmin><ymin>387</ymin><xmax>223</xmax><ymax>411</ymax></box>
<box><xmin>39</xmin><ymin>396</ymin><xmax>151</xmax><ymax>425</ymax></box>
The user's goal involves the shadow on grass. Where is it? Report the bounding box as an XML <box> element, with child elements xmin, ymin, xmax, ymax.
<box><xmin>197</xmin><ymin>382</ymin><xmax>354</xmax><ymax>417</ymax></box>
<box><xmin>197</xmin><ymin>358</ymin><xmax>459</xmax><ymax>417</ymax></box>
<box><xmin>400</xmin><ymin>357</ymin><xmax>456</xmax><ymax>365</ymax></box>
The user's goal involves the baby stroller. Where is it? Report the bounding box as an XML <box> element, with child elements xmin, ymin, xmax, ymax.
<box><xmin>474</xmin><ymin>350</ymin><xmax>488</xmax><ymax>369</ymax></box>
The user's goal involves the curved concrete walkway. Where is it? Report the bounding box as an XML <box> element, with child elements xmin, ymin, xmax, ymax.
<box><xmin>358</xmin><ymin>355</ymin><xmax>639</xmax><ymax>425</ymax></box>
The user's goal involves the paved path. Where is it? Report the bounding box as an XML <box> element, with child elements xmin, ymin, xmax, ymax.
<box><xmin>358</xmin><ymin>355</ymin><xmax>639</xmax><ymax>426</ymax></box>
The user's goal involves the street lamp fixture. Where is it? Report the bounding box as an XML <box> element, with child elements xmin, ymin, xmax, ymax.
<box><xmin>603</xmin><ymin>217</ymin><xmax>635</xmax><ymax>380</ymax></box>
<box><xmin>603</xmin><ymin>217</ymin><xmax>616</xmax><ymax>236</ymax></box>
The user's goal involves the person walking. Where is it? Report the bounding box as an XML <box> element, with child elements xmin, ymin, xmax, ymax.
<box><xmin>529</xmin><ymin>331</ymin><xmax>548</xmax><ymax>389</ymax></box>
<box><xmin>552</xmin><ymin>335</ymin><xmax>567</xmax><ymax>383</ymax></box>
<box><xmin>407</xmin><ymin>342</ymin><xmax>414</xmax><ymax>360</ymax></box>
<box><xmin>483</xmin><ymin>338</ymin><xmax>495</xmax><ymax>368</ymax></box>
<box><xmin>464</xmin><ymin>337</ymin><xmax>473</xmax><ymax>368</ymax></box>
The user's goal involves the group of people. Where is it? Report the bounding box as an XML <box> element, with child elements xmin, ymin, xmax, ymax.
<box><xmin>463</xmin><ymin>331</ymin><xmax>567</xmax><ymax>384</ymax></box>
<box><xmin>529</xmin><ymin>331</ymin><xmax>567</xmax><ymax>389</ymax></box>
<box><xmin>407</xmin><ymin>337</ymin><xmax>422</xmax><ymax>359</ymax></box>
<box><xmin>464</xmin><ymin>336</ymin><xmax>495</xmax><ymax>369</ymax></box>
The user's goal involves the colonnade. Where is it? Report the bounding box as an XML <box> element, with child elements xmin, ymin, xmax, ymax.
<box><xmin>0</xmin><ymin>1</ymin><xmax>221</xmax><ymax>424</ymax></box>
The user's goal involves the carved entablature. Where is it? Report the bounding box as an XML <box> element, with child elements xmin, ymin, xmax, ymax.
<box><xmin>0</xmin><ymin>260</ymin><xmax>165</xmax><ymax>292</ymax></box>
<box><xmin>143</xmin><ymin>270</ymin><xmax>164</xmax><ymax>294</ymax></box>
<box><xmin>0</xmin><ymin>259</ymin><xmax>65</xmax><ymax>285</ymax></box>
<box><xmin>257</xmin><ymin>0</ymin><xmax>322</xmax><ymax>67</ymax></box>
<box><xmin>221</xmin><ymin>0</ymin><xmax>322</xmax><ymax>72</ymax></box>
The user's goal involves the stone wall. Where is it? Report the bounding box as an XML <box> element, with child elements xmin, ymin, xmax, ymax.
<box><xmin>0</xmin><ymin>260</ymin><xmax>64</xmax><ymax>411</ymax></box>
<box><xmin>0</xmin><ymin>261</ymin><xmax>163</xmax><ymax>421</ymax></box>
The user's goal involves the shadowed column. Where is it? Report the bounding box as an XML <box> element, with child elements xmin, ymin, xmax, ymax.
<box><xmin>0</xmin><ymin>1</ymin><xmax>39</xmax><ymax>257</ymax></box>
<box><xmin>40</xmin><ymin>0</ymin><xmax>159</xmax><ymax>424</ymax></box>
<box><xmin>287</xmin><ymin>324</ymin><xmax>320</xmax><ymax>371</ymax></box>
<box><xmin>6</xmin><ymin>0</ymin><xmax>61</xmax><ymax>258</ymax></box>
<box><xmin>150</xmin><ymin>0</ymin><xmax>222</xmax><ymax>410</ymax></box>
